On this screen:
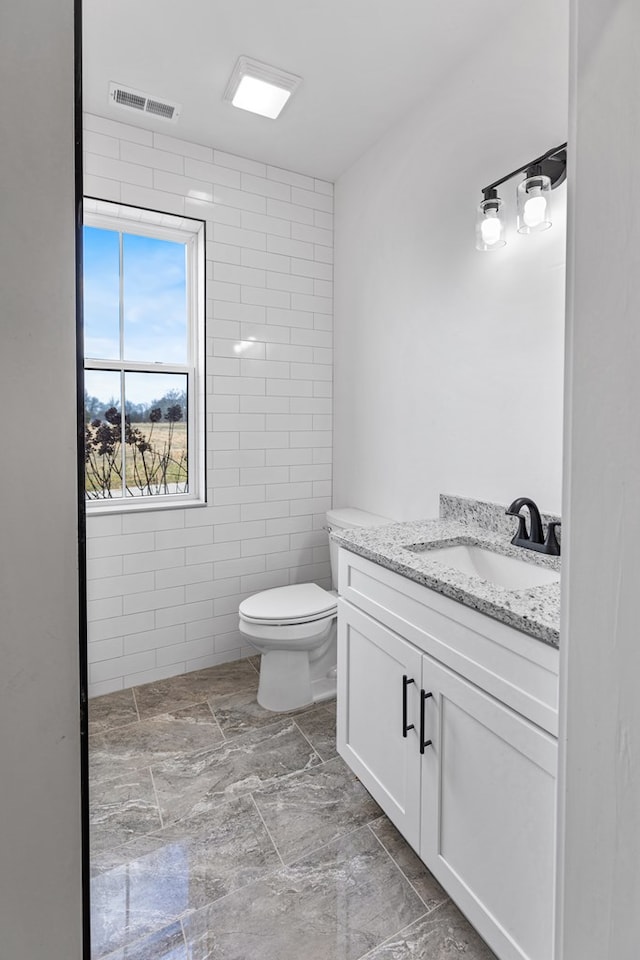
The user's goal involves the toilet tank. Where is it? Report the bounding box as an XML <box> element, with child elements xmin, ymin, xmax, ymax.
<box><xmin>326</xmin><ymin>507</ymin><xmax>390</xmax><ymax>589</ymax></box>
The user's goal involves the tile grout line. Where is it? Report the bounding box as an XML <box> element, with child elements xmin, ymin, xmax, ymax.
<box><xmin>98</xmin><ymin>918</ymin><xmax>189</xmax><ymax>960</ymax></box>
<box><xmin>206</xmin><ymin>699</ymin><xmax>228</xmax><ymax>743</ymax></box>
<box><xmin>89</xmin><ymin>731</ymin><xmax>218</xmax><ymax>787</ymax></box>
<box><xmin>355</xmin><ymin>911</ymin><xmax>431</xmax><ymax>960</ymax></box>
<box><xmin>180</xmin><ymin>821</ymin><xmax>382</xmax><ymax>922</ymax></box>
<box><xmin>179</xmin><ymin>821</ymin><xmax>381</xmax><ymax>923</ymax></box>
<box><xmin>247</xmin><ymin>656</ymin><xmax>261</xmax><ymax>676</ymax></box>
<box><xmin>123</xmin><ymin>684</ymin><xmax>256</xmax><ymax>731</ymax></box>
<box><xmin>96</xmin><ymin>783</ymin><xmax>277</xmax><ymax>863</ymax></box>
<box><xmin>292</xmin><ymin>717</ymin><xmax>327</xmax><ymax>763</ymax></box>
<box><xmin>284</xmin><ymin>820</ymin><xmax>378</xmax><ymax>871</ymax></box>
<box><xmin>96</xmin><ymin>719</ymin><xmax>323</xmax><ymax>855</ymax></box>
<box><xmin>173</xmin><ymin>840</ymin><xmax>302</xmax><ymax>916</ymax></box>
<box><xmin>148</xmin><ymin>765</ymin><xmax>164</xmax><ymax>830</ymax></box>
<box><xmin>366</xmin><ymin>822</ymin><xmax>446</xmax><ymax>915</ymax></box>
<box><xmin>134</xmin><ymin>695</ymin><xmax>210</xmax><ymax>722</ymax></box>
<box><xmin>249</xmin><ymin>793</ymin><xmax>287</xmax><ymax>868</ymax></box>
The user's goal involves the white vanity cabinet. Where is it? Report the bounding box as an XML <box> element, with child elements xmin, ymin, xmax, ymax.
<box><xmin>336</xmin><ymin>548</ymin><xmax>559</xmax><ymax>960</ymax></box>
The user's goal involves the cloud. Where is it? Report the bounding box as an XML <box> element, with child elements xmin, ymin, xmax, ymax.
<box><xmin>84</xmin><ymin>227</ymin><xmax>189</xmax><ymax>366</ymax></box>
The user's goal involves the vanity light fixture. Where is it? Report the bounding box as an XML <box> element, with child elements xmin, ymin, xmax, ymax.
<box><xmin>223</xmin><ymin>56</ymin><xmax>302</xmax><ymax>119</ymax></box>
<box><xmin>476</xmin><ymin>143</ymin><xmax>567</xmax><ymax>251</ymax></box>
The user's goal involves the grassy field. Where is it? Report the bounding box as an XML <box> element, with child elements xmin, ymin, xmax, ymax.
<box><xmin>85</xmin><ymin>420</ymin><xmax>188</xmax><ymax>496</ymax></box>
<box><xmin>132</xmin><ymin>421</ymin><xmax>187</xmax><ymax>459</ymax></box>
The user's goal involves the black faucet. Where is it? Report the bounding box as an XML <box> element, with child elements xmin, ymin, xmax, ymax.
<box><xmin>505</xmin><ymin>497</ymin><xmax>561</xmax><ymax>556</ymax></box>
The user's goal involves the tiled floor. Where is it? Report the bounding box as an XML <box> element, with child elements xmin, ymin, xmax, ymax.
<box><xmin>89</xmin><ymin>658</ymin><xmax>496</xmax><ymax>960</ymax></box>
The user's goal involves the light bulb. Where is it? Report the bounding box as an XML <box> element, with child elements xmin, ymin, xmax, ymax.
<box><xmin>476</xmin><ymin>196</ymin><xmax>506</xmax><ymax>251</ymax></box>
<box><xmin>517</xmin><ymin>174</ymin><xmax>552</xmax><ymax>234</ymax></box>
<box><xmin>481</xmin><ymin>216</ymin><xmax>503</xmax><ymax>246</ymax></box>
<box><xmin>523</xmin><ymin>195</ymin><xmax>547</xmax><ymax>228</ymax></box>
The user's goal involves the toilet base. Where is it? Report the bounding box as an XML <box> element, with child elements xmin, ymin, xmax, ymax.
<box><xmin>254</xmin><ymin>622</ymin><xmax>337</xmax><ymax>712</ymax></box>
<box><xmin>309</xmin><ymin>673</ymin><xmax>337</xmax><ymax>705</ymax></box>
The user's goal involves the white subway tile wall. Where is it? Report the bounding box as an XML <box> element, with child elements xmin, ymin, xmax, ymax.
<box><xmin>84</xmin><ymin>113</ymin><xmax>333</xmax><ymax>697</ymax></box>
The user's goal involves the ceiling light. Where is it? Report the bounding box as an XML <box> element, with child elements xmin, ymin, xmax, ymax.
<box><xmin>224</xmin><ymin>57</ymin><xmax>302</xmax><ymax>120</ymax></box>
<box><xmin>476</xmin><ymin>144</ymin><xmax>567</xmax><ymax>251</ymax></box>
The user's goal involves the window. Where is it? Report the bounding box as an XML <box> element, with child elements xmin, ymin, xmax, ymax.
<box><xmin>82</xmin><ymin>199</ymin><xmax>205</xmax><ymax>509</ymax></box>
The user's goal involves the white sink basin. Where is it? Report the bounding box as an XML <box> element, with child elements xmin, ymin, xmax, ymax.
<box><xmin>410</xmin><ymin>543</ymin><xmax>560</xmax><ymax>591</ymax></box>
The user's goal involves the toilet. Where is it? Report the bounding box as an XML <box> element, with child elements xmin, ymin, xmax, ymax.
<box><xmin>239</xmin><ymin>507</ymin><xmax>389</xmax><ymax>712</ymax></box>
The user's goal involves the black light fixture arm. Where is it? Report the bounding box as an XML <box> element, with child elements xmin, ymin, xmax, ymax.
<box><xmin>481</xmin><ymin>142</ymin><xmax>567</xmax><ymax>201</ymax></box>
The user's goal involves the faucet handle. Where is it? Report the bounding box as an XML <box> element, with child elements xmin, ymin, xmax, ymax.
<box><xmin>509</xmin><ymin>514</ymin><xmax>529</xmax><ymax>544</ymax></box>
<box><xmin>544</xmin><ymin>521</ymin><xmax>561</xmax><ymax>556</ymax></box>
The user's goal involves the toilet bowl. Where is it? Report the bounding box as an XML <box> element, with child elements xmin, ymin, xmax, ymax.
<box><xmin>239</xmin><ymin>508</ymin><xmax>389</xmax><ymax>712</ymax></box>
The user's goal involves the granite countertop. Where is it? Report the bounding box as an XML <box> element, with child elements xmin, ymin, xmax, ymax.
<box><xmin>331</xmin><ymin>496</ymin><xmax>561</xmax><ymax>647</ymax></box>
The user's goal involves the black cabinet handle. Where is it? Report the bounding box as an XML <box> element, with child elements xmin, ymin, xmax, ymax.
<box><xmin>420</xmin><ymin>690</ymin><xmax>433</xmax><ymax>754</ymax></box>
<box><xmin>402</xmin><ymin>675</ymin><xmax>415</xmax><ymax>737</ymax></box>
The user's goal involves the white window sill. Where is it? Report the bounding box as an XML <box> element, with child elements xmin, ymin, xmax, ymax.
<box><xmin>85</xmin><ymin>497</ymin><xmax>207</xmax><ymax>516</ymax></box>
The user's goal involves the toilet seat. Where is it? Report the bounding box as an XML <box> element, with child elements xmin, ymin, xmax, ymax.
<box><xmin>239</xmin><ymin>613</ymin><xmax>335</xmax><ymax>648</ymax></box>
<box><xmin>239</xmin><ymin>583</ymin><xmax>337</xmax><ymax>626</ymax></box>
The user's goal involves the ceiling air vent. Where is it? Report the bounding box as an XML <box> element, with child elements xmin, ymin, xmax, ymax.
<box><xmin>108</xmin><ymin>83</ymin><xmax>181</xmax><ymax>123</ymax></box>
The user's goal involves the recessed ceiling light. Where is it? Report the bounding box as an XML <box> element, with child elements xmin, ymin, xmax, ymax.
<box><xmin>224</xmin><ymin>56</ymin><xmax>302</xmax><ymax>120</ymax></box>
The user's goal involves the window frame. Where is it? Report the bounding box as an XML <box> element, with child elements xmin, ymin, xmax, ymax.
<box><xmin>83</xmin><ymin>198</ymin><xmax>206</xmax><ymax>513</ymax></box>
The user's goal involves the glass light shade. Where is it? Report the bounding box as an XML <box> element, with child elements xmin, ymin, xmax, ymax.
<box><xmin>231</xmin><ymin>75</ymin><xmax>291</xmax><ymax>119</ymax></box>
<box><xmin>517</xmin><ymin>174</ymin><xmax>552</xmax><ymax>234</ymax></box>
<box><xmin>476</xmin><ymin>198</ymin><xmax>506</xmax><ymax>251</ymax></box>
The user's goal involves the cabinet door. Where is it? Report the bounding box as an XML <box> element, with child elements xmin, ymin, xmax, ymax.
<box><xmin>419</xmin><ymin>654</ymin><xmax>557</xmax><ymax>960</ymax></box>
<box><xmin>337</xmin><ymin>600</ymin><xmax>422</xmax><ymax>849</ymax></box>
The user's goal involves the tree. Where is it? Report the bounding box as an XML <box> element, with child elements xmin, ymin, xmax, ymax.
<box><xmin>83</xmin><ymin>390</ymin><xmax>101</xmax><ymax>420</ymax></box>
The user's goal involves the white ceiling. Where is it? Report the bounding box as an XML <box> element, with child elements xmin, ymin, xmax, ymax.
<box><xmin>83</xmin><ymin>0</ymin><xmax>518</xmax><ymax>181</ymax></box>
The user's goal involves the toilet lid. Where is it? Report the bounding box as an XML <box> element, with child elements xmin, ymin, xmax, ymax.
<box><xmin>239</xmin><ymin>583</ymin><xmax>337</xmax><ymax>623</ymax></box>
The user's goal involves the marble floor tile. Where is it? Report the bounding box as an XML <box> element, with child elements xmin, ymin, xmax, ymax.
<box><xmin>90</xmin><ymin>703</ymin><xmax>224</xmax><ymax>784</ymax></box>
<box><xmin>90</xmin><ymin>689</ymin><xmax>139</xmax><ymax>735</ymax></box>
<box><xmin>134</xmin><ymin>660</ymin><xmax>258</xmax><ymax>719</ymax></box>
<box><xmin>98</xmin><ymin>921</ymin><xmax>187</xmax><ymax>960</ymax></box>
<box><xmin>91</xmin><ymin>795</ymin><xmax>281</xmax><ymax>956</ymax></box>
<box><xmin>183</xmin><ymin>826</ymin><xmax>425</xmax><ymax>960</ymax></box>
<box><xmin>91</xmin><ymin>835</ymin><xmax>167</xmax><ymax>879</ymax></box>
<box><xmin>151</xmin><ymin>719</ymin><xmax>322</xmax><ymax>825</ymax></box>
<box><xmin>294</xmin><ymin>700</ymin><xmax>337</xmax><ymax>761</ymax></box>
<box><xmin>254</xmin><ymin>755</ymin><xmax>381</xmax><ymax>863</ymax></box>
<box><xmin>90</xmin><ymin>768</ymin><xmax>162</xmax><ymax>855</ymax></box>
<box><xmin>155</xmin><ymin>795</ymin><xmax>282</xmax><ymax>905</ymax></box>
<box><xmin>91</xmin><ymin>854</ymin><xmax>188</xmax><ymax>958</ymax></box>
<box><xmin>91</xmin><ymin>659</ymin><xmax>495</xmax><ymax>960</ymax></box>
<box><xmin>360</xmin><ymin>901</ymin><xmax>498</xmax><ymax>960</ymax></box>
<box><xmin>208</xmin><ymin>686</ymin><xmax>308</xmax><ymax>740</ymax></box>
<box><xmin>369</xmin><ymin>817</ymin><xmax>448</xmax><ymax>913</ymax></box>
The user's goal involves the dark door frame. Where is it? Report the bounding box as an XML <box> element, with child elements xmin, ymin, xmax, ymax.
<box><xmin>74</xmin><ymin>0</ymin><xmax>91</xmax><ymax>955</ymax></box>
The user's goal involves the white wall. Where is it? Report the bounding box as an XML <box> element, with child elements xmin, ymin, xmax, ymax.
<box><xmin>83</xmin><ymin>114</ymin><xmax>334</xmax><ymax>696</ymax></box>
<box><xmin>0</xmin><ymin>1</ymin><xmax>83</xmax><ymax>956</ymax></box>
<box><xmin>333</xmin><ymin>3</ymin><xmax>569</xmax><ymax>521</ymax></box>
<box><xmin>557</xmin><ymin>1</ymin><xmax>640</xmax><ymax>956</ymax></box>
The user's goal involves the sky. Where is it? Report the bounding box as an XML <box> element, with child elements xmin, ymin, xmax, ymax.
<box><xmin>83</xmin><ymin>226</ymin><xmax>188</xmax><ymax>405</ymax></box>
